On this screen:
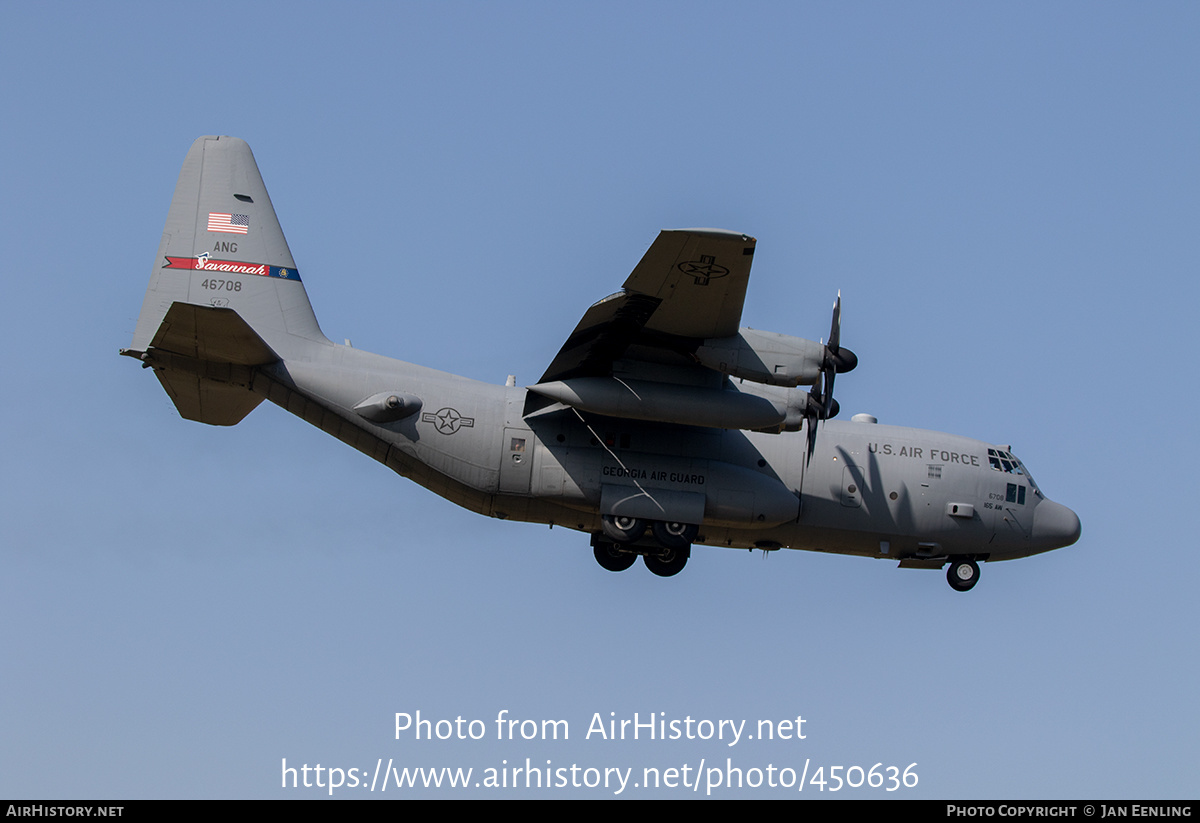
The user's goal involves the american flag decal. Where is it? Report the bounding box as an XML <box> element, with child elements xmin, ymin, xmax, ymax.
<box><xmin>207</xmin><ymin>213</ymin><xmax>250</xmax><ymax>234</ymax></box>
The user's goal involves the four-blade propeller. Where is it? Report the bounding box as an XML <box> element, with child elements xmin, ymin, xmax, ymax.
<box><xmin>805</xmin><ymin>292</ymin><xmax>857</xmax><ymax>457</ymax></box>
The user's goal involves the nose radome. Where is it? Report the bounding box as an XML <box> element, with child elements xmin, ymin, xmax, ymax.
<box><xmin>1031</xmin><ymin>499</ymin><xmax>1082</xmax><ymax>550</ymax></box>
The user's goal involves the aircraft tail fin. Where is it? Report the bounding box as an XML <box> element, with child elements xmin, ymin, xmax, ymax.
<box><xmin>130</xmin><ymin>135</ymin><xmax>330</xmax><ymax>357</ymax></box>
<box><xmin>127</xmin><ymin>136</ymin><xmax>331</xmax><ymax>425</ymax></box>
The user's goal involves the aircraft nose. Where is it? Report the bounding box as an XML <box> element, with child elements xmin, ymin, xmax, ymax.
<box><xmin>1030</xmin><ymin>499</ymin><xmax>1082</xmax><ymax>551</ymax></box>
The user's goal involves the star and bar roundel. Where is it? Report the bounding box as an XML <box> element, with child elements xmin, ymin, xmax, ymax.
<box><xmin>421</xmin><ymin>407</ymin><xmax>476</xmax><ymax>435</ymax></box>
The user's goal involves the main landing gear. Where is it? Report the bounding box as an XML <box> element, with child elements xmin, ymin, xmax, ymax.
<box><xmin>946</xmin><ymin>559</ymin><xmax>980</xmax><ymax>592</ymax></box>
<box><xmin>593</xmin><ymin>542</ymin><xmax>637</xmax><ymax>572</ymax></box>
<box><xmin>593</xmin><ymin>516</ymin><xmax>696</xmax><ymax>577</ymax></box>
<box><xmin>600</xmin><ymin>514</ymin><xmax>646</xmax><ymax>544</ymax></box>
<box><xmin>643</xmin><ymin>544</ymin><xmax>689</xmax><ymax>577</ymax></box>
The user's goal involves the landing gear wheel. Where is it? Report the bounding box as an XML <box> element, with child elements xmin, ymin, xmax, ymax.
<box><xmin>652</xmin><ymin>520</ymin><xmax>698</xmax><ymax>550</ymax></box>
<box><xmin>947</xmin><ymin>559</ymin><xmax>980</xmax><ymax>592</ymax></box>
<box><xmin>601</xmin><ymin>514</ymin><xmax>646</xmax><ymax>544</ymax></box>
<box><xmin>644</xmin><ymin>546</ymin><xmax>689</xmax><ymax>577</ymax></box>
<box><xmin>593</xmin><ymin>543</ymin><xmax>637</xmax><ymax>572</ymax></box>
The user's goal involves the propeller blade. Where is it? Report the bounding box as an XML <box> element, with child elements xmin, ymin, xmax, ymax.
<box><xmin>824</xmin><ymin>291</ymin><xmax>858</xmax><ymax>374</ymax></box>
<box><xmin>820</xmin><ymin>293</ymin><xmax>847</xmax><ymax>418</ymax></box>
<box><xmin>828</xmin><ymin>292</ymin><xmax>841</xmax><ymax>353</ymax></box>
<box><xmin>805</xmin><ymin>409</ymin><xmax>819</xmax><ymax>459</ymax></box>
<box><xmin>804</xmin><ymin>372</ymin><xmax>823</xmax><ymax>459</ymax></box>
<box><xmin>806</xmin><ymin>293</ymin><xmax>854</xmax><ymax>460</ymax></box>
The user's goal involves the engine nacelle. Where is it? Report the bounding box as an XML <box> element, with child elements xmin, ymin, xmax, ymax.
<box><xmin>527</xmin><ymin>377</ymin><xmax>808</xmax><ymax>433</ymax></box>
<box><xmin>693</xmin><ymin>328</ymin><xmax>825</xmax><ymax>387</ymax></box>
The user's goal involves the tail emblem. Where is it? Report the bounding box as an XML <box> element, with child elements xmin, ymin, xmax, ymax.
<box><xmin>162</xmin><ymin>255</ymin><xmax>302</xmax><ymax>281</ymax></box>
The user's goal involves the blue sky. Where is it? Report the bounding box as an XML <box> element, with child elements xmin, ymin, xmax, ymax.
<box><xmin>2</xmin><ymin>2</ymin><xmax>1197</xmax><ymax>798</ymax></box>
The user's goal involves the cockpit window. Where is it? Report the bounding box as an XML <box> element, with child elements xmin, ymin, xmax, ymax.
<box><xmin>989</xmin><ymin>448</ymin><xmax>1020</xmax><ymax>474</ymax></box>
<box><xmin>988</xmin><ymin>448</ymin><xmax>1042</xmax><ymax>498</ymax></box>
<box><xmin>990</xmin><ymin>450</ymin><xmax>1023</xmax><ymax>475</ymax></box>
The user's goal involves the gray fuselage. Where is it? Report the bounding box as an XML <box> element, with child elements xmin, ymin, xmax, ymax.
<box><xmin>268</xmin><ymin>342</ymin><xmax>1074</xmax><ymax>565</ymax></box>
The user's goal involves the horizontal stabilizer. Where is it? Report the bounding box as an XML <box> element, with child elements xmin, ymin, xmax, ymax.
<box><xmin>155</xmin><ymin>370</ymin><xmax>264</xmax><ymax>427</ymax></box>
<box><xmin>138</xmin><ymin>302</ymin><xmax>279</xmax><ymax>426</ymax></box>
<box><xmin>149</xmin><ymin>303</ymin><xmax>279</xmax><ymax>365</ymax></box>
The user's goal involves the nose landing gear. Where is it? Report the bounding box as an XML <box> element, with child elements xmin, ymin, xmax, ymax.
<box><xmin>947</xmin><ymin>559</ymin><xmax>980</xmax><ymax>592</ymax></box>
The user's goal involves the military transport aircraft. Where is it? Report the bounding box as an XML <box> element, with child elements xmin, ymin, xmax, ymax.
<box><xmin>123</xmin><ymin>136</ymin><xmax>1081</xmax><ymax>591</ymax></box>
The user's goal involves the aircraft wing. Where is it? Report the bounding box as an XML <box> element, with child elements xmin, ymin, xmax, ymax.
<box><xmin>538</xmin><ymin>229</ymin><xmax>756</xmax><ymax>383</ymax></box>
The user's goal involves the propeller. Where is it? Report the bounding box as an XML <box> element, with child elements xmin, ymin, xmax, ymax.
<box><xmin>822</xmin><ymin>291</ymin><xmax>857</xmax><ymax>412</ymax></box>
<box><xmin>805</xmin><ymin>292</ymin><xmax>857</xmax><ymax>458</ymax></box>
